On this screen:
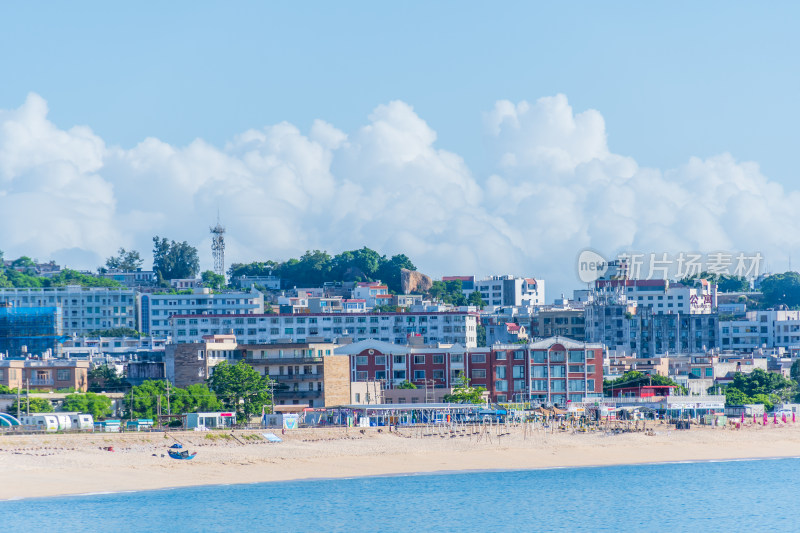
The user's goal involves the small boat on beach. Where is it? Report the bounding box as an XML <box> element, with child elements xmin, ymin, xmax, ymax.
<box><xmin>168</xmin><ymin>449</ymin><xmax>197</xmax><ymax>460</ymax></box>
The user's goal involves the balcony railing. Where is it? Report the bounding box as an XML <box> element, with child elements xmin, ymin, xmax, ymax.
<box><xmin>269</xmin><ymin>374</ymin><xmax>322</xmax><ymax>381</ymax></box>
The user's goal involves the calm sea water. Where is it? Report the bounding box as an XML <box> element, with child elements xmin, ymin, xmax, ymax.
<box><xmin>2</xmin><ymin>458</ymin><xmax>798</xmax><ymax>532</ymax></box>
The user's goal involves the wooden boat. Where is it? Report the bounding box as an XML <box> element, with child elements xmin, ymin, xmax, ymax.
<box><xmin>168</xmin><ymin>449</ymin><xmax>197</xmax><ymax>460</ymax></box>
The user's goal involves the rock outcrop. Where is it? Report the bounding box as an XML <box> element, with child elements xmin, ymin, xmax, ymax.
<box><xmin>401</xmin><ymin>268</ymin><xmax>432</xmax><ymax>294</ymax></box>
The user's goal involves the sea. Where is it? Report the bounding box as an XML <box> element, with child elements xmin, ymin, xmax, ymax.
<box><xmin>2</xmin><ymin>458</ymin><xmax>798</xmax><ymax>532</ymax></box>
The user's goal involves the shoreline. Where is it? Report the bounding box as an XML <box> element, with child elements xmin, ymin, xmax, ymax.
<box><xmin>2</xmin><ymin>424</ymin><xmax>800</xmax><ymax>500</ymax></box>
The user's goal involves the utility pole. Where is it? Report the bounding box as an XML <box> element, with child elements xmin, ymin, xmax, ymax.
<box><xmin>166</xmin><ymin>381</ymin><xmax>171</xmax><ymax>416</ymax></box>
<box><xmin>16</xmin><ymin>382</ymin><xmax>20</xmax><ymax>418</ymax></box>
<box><xmin>26</xmin><ymin>378</ymin><xmax>30</xmax><ymax>416</ymax></box>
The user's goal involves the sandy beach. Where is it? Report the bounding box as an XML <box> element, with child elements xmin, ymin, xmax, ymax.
<box><xmin>2</xmin><ymin>422</ymin><xmax>800</xmax><ymax>500</ymax></box>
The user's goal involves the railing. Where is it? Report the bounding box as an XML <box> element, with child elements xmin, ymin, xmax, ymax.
<box><xmin>28</xmin><ymin>379</ymin><xmax>54</xmax><ymax>386</ymax></box>
<box><xmin>269</xmin><ymin>374</ymin><xmax>322</xmax><ymax>381</ymax></box>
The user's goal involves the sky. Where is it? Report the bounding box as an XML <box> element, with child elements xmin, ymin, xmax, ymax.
<box><xmin>0</xmin><ymin>2</ymin><xmax>798</xmax><ymax>299</ymax></box>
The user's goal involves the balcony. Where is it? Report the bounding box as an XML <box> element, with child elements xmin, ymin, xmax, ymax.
<box><xmin>28</xmin><ymin>378</ymin><xmax>54</xmax><ymax>386</ymax></box>
<box><xmin>247</xmin><ymin>356</ymin><xmax>323</xmax><ymax>365</ymax></box>
<box><xmin>269</xmin><ymin>374</ymin><xmax>322</xmax><ymax>381</ymax></box>
<box><xmin>273</xmin><ymin>390</ymin><xmax>323</xmax><ymax>399</ymax></box>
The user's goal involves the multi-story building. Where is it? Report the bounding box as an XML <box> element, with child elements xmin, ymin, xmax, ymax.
<box><xmin>530</xmin><ymin>306</ymin><xmax>586</xmax><ymax>340</ymax></box>
<box><xmin>0</xmin><ymin>306</ymin><xmax>63</xmax><ymax>358</ymax></box>
<box><xmin>100</xmin><ymin>269</ymin><xmax>157</xmax><ymax>289</ymax></box>
<box><xmin>594</xmin><ymin>279</ymin><xmax>716</xmax><ymax>314</ymax></box>
<box><xmin>165</xmin><ymin>334</ymin><xmax>240</xmax><ymax>388</ymax></box>
<box><xmin>337</xmin><ymin>337</ymin><xmax>603</xmax><ymax>406</ymax></box>
<box><xmin>240</xmin><ymin>342</ymin><xmax>348</xmax><ymax>408</ymax></box>
<box><xmin>139</xmin><ymin>288</ymin><xmax>263</xmax><ymax>337</ymax></box>
<box><xmin>719</xmin><ymin>310</ymin><xmax>800</xmax><ymax>351</ymax></box>
<box><xmin>469</xmin><ymin>276</ymin><xmax>545</xmax><ymax>307</ymax></box>
<box><xmin>169</xmin><ymin>311</ymin><xmax>480</xmax><ymax>347</ymax></box>
<box><xmin>586</xmin><ymin>299</ymin><xmax>718</xmax><ymax>356</ymax></box>
<box><xmin>352</xmin><ymin>282</ymin><xmax>389</xmax><ymax>309</ymax></box>
<box><xmin>0</xmin><ymin>286</ymin><xmax>136</xmax><ymax>336</ymax></box>
<box><xmin>0</xmin><ymin>359</ymin><xmax>90</xmax><ymax>392</ymax></box>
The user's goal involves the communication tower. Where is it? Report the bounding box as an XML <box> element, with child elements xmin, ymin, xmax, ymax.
<box><xmin>210</xmin><ymin>216</ymin><xmax>226</xmax><ymax>278</ymax></box>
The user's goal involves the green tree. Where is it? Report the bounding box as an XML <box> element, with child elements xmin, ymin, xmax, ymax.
<box><xmin>87</xmin><ymin>327</ymin><xmax>141</xmax><ymax>337</ymax></box>
<box><xmin>62</xmin><ymin>392</ymin><xmax>113</xmax><ymax>419</ymax></box>
<box><xmin>8</xmin><ymin>397</ymin><xmax>53</xmax><ymax>416</ymax></box>
<box><xmin>760</xmin><ymin>272</ymin><xmax>800</xmax><ymax>308</ymax></box>
<box><xmin>206</xmin><ymin>361</ymin><xmax>272</xmax><ymax>423</ymax></box>
<box><xmin>397</xmin><ymin>380</ymin><xmax>417</xmax><ymax>389</ymax></box>
<box><xmin>201</xmin><ymin>270</ymin><xmax>226</xmax><ymax>290</ymax></box>
<box><xmin>105</xmin><ymin>248</ymin><xmax>144</xmax><ymax>271</ymax></box>
<box><xmin>791</xmin><ymin>360</ymin><xmax>800</xmax><ymax>383</ymax></box>
<box><xmin>468</xmin><ymin>290</ymin><xmax>486</xmax><ymax>308</ymax></box>
<box><xmin>88</xmin><ymin>364</ymin><xmax>128</xmax><ymax>392</ymax></box>
<box><xmin>125</xmin><ymin>380</ymin><xmax>223</xmax><ymax>419</ymax></box>
<box><xmin>152</xmin><ymin>236</ymin><xmax>200</xmax><ymax>280</ymax></box>
<box><xmin>443</xmin><ymin>373</ymin><xmax>486</xmax><ymax>404</ymax></box>
<box><xmin>476</xmin><ymin>324</ymin><xmax>486</xmax><ymax>347</ymax></box>
<box><xmin>376</xmin><ymin>254</ymin><xmax>416</xmax><ymax>293</ymax></box>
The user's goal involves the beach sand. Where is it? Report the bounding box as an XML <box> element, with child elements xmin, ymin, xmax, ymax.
<box><xmin>2</xmin><ymin>421</ymin><xmax>799</xmax><ymax>500</ymax></box>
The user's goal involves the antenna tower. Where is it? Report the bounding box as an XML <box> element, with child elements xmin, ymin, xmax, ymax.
<box><xmin>210</xmin><ymin>215</ymin><xmax>226</xmax><ymax>278</ymax></box>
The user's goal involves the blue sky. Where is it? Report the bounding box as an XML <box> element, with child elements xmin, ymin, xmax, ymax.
<box><xmin>0</xmin><ymin>2</ymin><xmax>797</xmax><ymax>296</ymax></box>
<box><xmin>2</xmin><ymin>2</ymin><xmax>797</xmax><ymax>180</ymax></box>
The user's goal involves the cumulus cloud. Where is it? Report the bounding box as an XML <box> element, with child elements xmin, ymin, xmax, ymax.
<box><xmin>0</xmin><ymin>92</ymin><xmax>796</xmax><ymax>297</ymax></box>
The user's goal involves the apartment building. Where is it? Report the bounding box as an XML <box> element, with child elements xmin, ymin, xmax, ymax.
<box><xmin>719</xmin><ymin>310</ymin><xmax>800</xmax><ymax>351</ymax></box>
<box><xmin>165</xmin><ymin>334</ymin><xmax>240</xmax><ymax>388</ymax></box>
<box><xmin>169</xmin><ymin>311</ymin><xmax>479</xmax><ymax>347</ymax></box>
<box><xmin>139</xmin><ymin>288</ymin><xmax>263</xmax><ymax>337</ymax></box>
<box><xmin>468</xmin><ymin>275</ymin><xmax>545</xmax><ymax>307</ymax></box>
<box><xmin>0</xmin><ymin>286</ymin><xmax>136</xmax><ymax>336</ymax></box>
<box><xmin>530</xmin><ymin>306</ymin><xmax>586</xmax><ymax>340</ymax></box>
<box><xmin>337</xmin><ymin>337</ymin><xmax>603</xmax><ymax>406</ymax></box>
<box><xmin>240</xmin><ymin>342</ymin><xmax>348</xmax><ymax>408</ymax></box>
<box><xmin>0</xmin><ymin>359</ymin><xmax>90</xmax><ymax>392</ymax></box>
<box><xmin>594</xmin><ymin>279</ymin><xmax>716</xmax><ymax>314</ymax></box>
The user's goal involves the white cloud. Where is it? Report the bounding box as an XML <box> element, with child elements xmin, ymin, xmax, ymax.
<box><xmin>0</xmin><ymin>92</ymin><xmax>797</xmax><ymax>297</ymax></box>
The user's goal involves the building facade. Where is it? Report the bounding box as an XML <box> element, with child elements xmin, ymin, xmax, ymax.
<box><xmin>0</xmin><ymin>306</ymin><xmax>63</xmax><ymax>358</ymax></box>
<box><xmin>169</xmin><ymin>311</ymin><xmax>479</xmax><ymax>347</ymax></box>
<box><xmin>0</xmin><ymin>286</ymin><xmax>136</xmax><ymax>336</ymax></box>
<box><xmin>470</xmin><ymin>276</ymin><xmax>545</xmax><ymax>307</ymax></box>
<box><xmin>0</xmin><ymin>359</ymin><xmax>89</xmax><ymax>392</ymax></box>
<box><xmin>139</xmin><ymin>288</ymin><xmax>263</xmax><ymax>337</ymax></box>
<box><xmin>719</xmin><ymin>310</ymin><xmax>800</xmax><ymax>351</ymax></box>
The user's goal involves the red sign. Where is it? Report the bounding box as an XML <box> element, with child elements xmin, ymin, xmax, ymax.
<box><xmin>220</xmin><ymin>413</ymin><xmax>234</xmax><ymax>417</ymax></box>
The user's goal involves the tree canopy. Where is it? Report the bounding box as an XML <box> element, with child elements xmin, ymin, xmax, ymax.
<box><xmin>759</xmin><ymin>272</ymin><xmax>800</xmax><ymax>309</ymax></box>
<box><xmin>206</xmin><ymin>361</ymin><xmax>272</xmax><ymax>423</ymax></box>
<box><xmin>88</xmin><ymin>364</ymin><xmax>129</xmax><ymax>393</ymax></box>
<box><xmin>62</xmin><ymin>392</ymin><xmax>114</xmax><ymax>419</ymax></box>
<box><xmin>679</xmin><ymin>272</ymin><xmax>750</xmax><ymax>293</ymax></box>
<box><xmin>104</xmin><ymin>248</ymin><xmax>144</xmax><ymax>271</ymax></box>
<box><xmin>7</xmin><ymin>398</ymin><xmax>53</xmax><ymax>416</ymax></box>
<box><xmin>428</xmin><ymin>280</ymin><xmax>467</xmax><ymax>306</ymax></box>
<box><xmin>603</xmin><ymin>370</ymin><xmax>685</xmax><ymax>395</ymax></box>
<box><xmin>228</xmin><ymin>247</ymin><xmax>416</xmax><ymax>293</ymax></box>
<box><xmin>201</xmin><ymin>270</ymin><xmax>226</xmax><ymax>290</ymax></box>
<box><xmin>0</xmin><ymin>265</ymin><xmax>123</xmax><ymax>289</ymax></box>
<box><xmin>125</xmin><ymin>380</ymin><xmax>223</xmax><ymax>420</ymax></box>
<box><xmin>443</xmin><ymin>373</ymin><xmax>486</xmax><ymax>404</ymax></box>
<box><xmin>152</xmin><ymin>236</ymin><xmax>200</xmax><ymax>281</ymax></box>
<box><xmin>717</xmin><ymin>369</ymin><xmax>796</xmax><ymax>410</ymax></box>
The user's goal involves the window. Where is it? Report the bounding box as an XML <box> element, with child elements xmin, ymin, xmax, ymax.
<box><xmin>433</xmin><ymin>370</ymin><xmax>444</xmax><ymax>380</ymax></box>
<box><xmin>450</xmin><ymin>354</ymin><xmax>463</xmax><ymax>363</ymax></box>
<box><xmin>569</xmin><ymin>365</ymin><xmax>584</xmax><ymax>373</ymax></box>
<box><xmin>414</xmin><ymin>370</ymin><xmax>425</xmax><ymax>380</ymax></box>
<box><xmin>472</xmin><ymin>369</ymin><xmax>486</xmax><ymax>379</ymax></box>
<box><xmin>533</xmin><ymin>352</ymin><xmax>546</xmax><ymax>363</ymax></box>
<box><xmin>471</xmin><ymin>354</ymin><xmax>486</xmax><ymax>363</ymax></box>
<box><xmin>356</xmin><ymin>371</ymin><xmax>368</xmax><ymax>381</ymax></box>
<box><xmin>496</xmin><ymin>367</ymin><xmax>506</xmax><ymax>379</ymax></box>
<box><xmin>496</xmin><ymin>351</ymin><xmax>507</xmax><ymax>360</ymax></box>
<box><xmin>393</xmin><ymin>370</ymin><xmax>406</xmax><ymax>380</ymax></box>
<box><xmin>356</xmin><ymin>356</ymin><xmax>368</xmax><ymax>365</ymax></box>
<box><xmin>512</xmin><ymin>365</ymin><xmax>525</xmax><ymax>378</ymax></box>
<box><xmin>568</xmin><ymin>351</ymin><xmax>584</xmax><ymax>363</ymax></box>
<box><xmin>374</xmin><ymin>355</ymin><xmax>386</xmax><ymax>366</ymax></box>
<box><xmin>532</xmin><ymin>366</ymin><xmax>548</xmax><ymax>378</ymax></box>
<box><xmin>433</xmin><ymin>355</ymin><xmax>444</xmax><ymax>364</ymax></box>
<box><xmin>57</xmin><ymin>369</ymin><xmax>70</xmax><ymax>381</ymax></box>
<box><xmin>514</xmin><ymin>350</ymin><xmax>525</xmax><ymax>360</ymax></box>
<box><xmin>375</xmin><ymin>370</ymin><xmax>386</xmax><ymax>380</ymax></box>
<box><xmin>586</xmin><ymin>365</ymin><xmax>595</xmax><ymax>374</ymax></box>
<box><xmin>414</xmin><ymin>355</ymin><xmax>425</xmax><ymax>364</ymax></box>
<box><xmin>495</xmin><ymin>380</ymin><xmax>508</xmax><ymax>391</ymax></box>
<box><xmin>568</xmin><ymin>379</ymin><xmax>584</xmax><ymax>392</ymax></box>
<box><xmin>550</xmin><ymin>351</ymin><xmax>565</xmax><ymax>362</ymax></box>
<box><xmin>551</xmin><ymin>366</ymin><xmax>566</xmax><ymax>378</ymax></box>
<box><xmin>531</xmin><ymin>380</ymin><xmax>547</xmax><ymax>391</ymax></box>
<box><xmin>514</xmin><ymin>379</ymin><xmax>526</xmax><ymax>390</ymax></box>
<box><xmin>551</xmin><ymin>381</ymin><xmax>566</xmax><ymax>392</ymax></box>
<box><xmin>393</xmin><ymin>355</ymin><xmax>406</xmax><ymax>365</ymax></box>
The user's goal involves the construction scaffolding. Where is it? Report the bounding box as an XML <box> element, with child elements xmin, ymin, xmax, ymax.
<box><xmin>0</xmin><ymin>306</ymin><xmax>63</xmax><ymax>358</ymax></box>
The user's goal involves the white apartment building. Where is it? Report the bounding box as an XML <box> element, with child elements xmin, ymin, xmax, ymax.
<box><xmin>0</xmin><ymin>286</ymin><xmax>136</xmax><ymax>336</ymax></box>
<box><xmin>595</xmin><ymin>279</ymin><xmax>716</xmax><ymax>314</ymax></box>
<box><xmin>719</xmin><ymin>310</ymin><xmax>800</xmax><ymax>351</ymax></box>
<box><xmin>139</xmin><ymin>288</ymin><xmax>264</xmax><ymax>337</ymax></box>
<box><xmin>168</xmin><ymin>311</ymin><xmax>479</xmax><ymax>347</ymax></box>
<box><xmin>468</xmin><ymin>276</ymin><xmax>545</xmax><ymax>307</ymax></box>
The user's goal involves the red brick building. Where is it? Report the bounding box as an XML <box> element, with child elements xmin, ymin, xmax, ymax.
<box><xmin>335</xmin><ymin>337</ymin><xmax>604</xmax><ymax>406</ymax></box>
